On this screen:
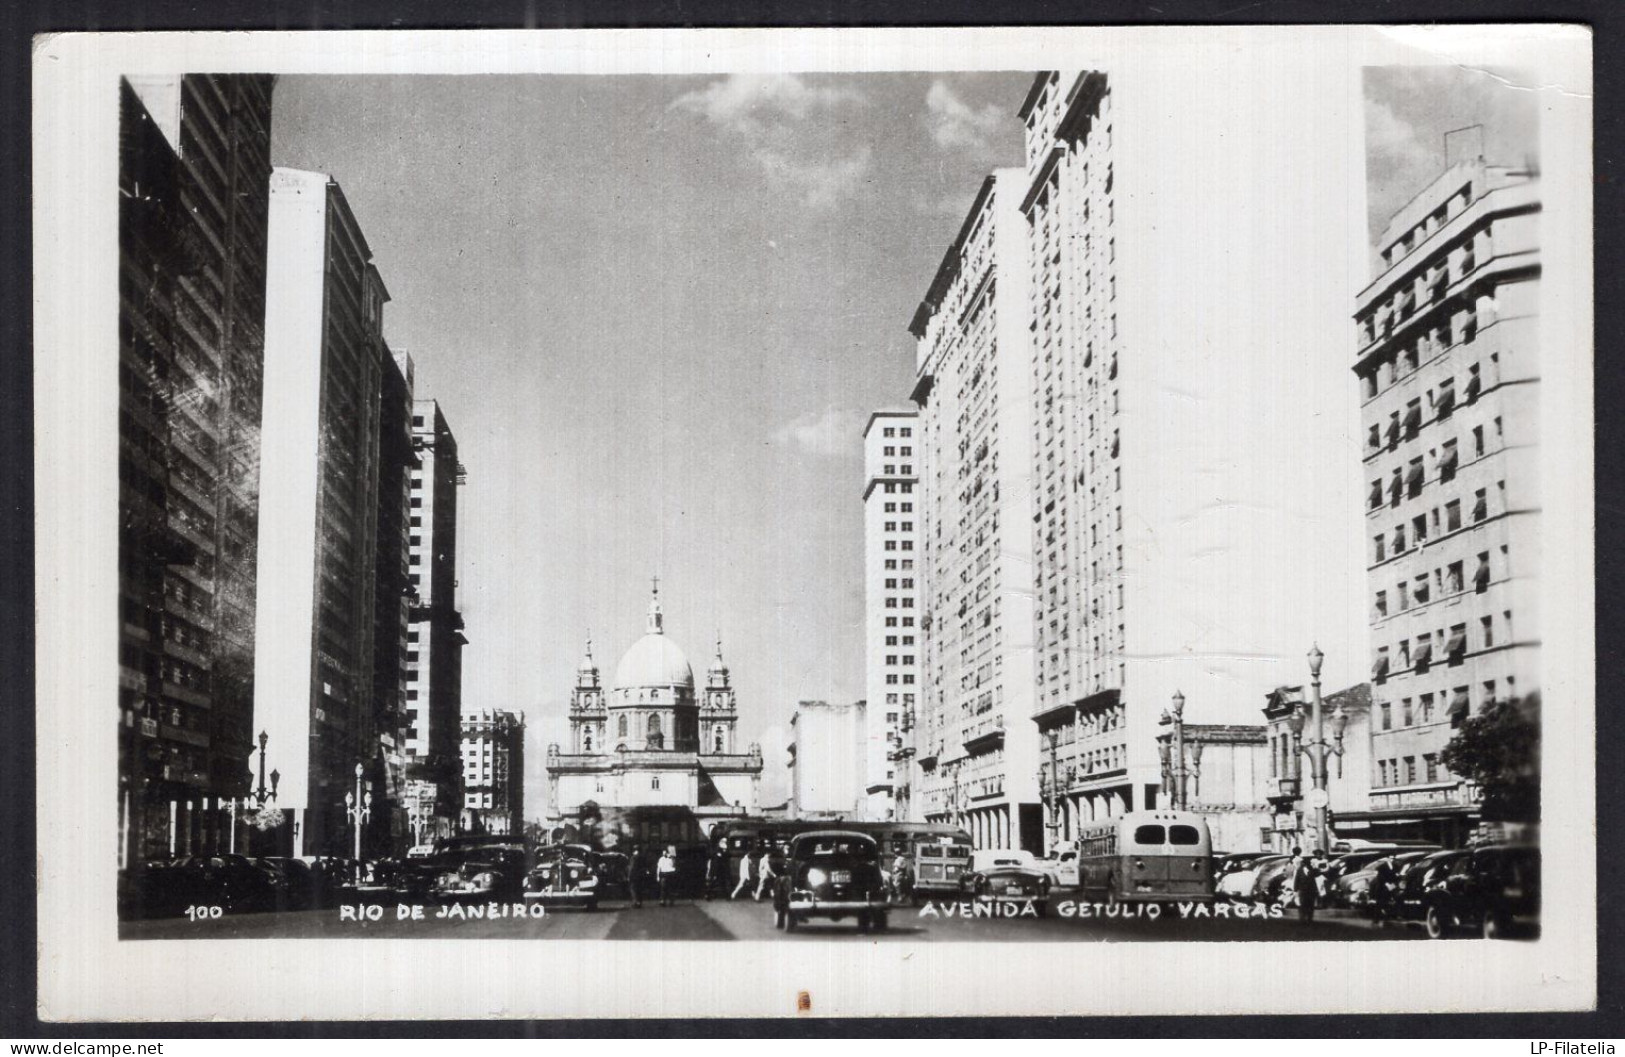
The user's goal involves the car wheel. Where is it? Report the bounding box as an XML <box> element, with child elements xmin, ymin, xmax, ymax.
<box><xmin>873</xmin><ymin>911</ymin><xmax>889</xmax><ymax>932</ymax></box>
<box><xmin>856</xmin><ymin>913</ymin><xmax>870</xmax><ymax>933</ymax></box>
<box><xmin>1425</xmin><ymin>904</ymin><xmax>1449</xmax><ymax>939</ymax></box>
<box><xmin>910</xmin><ymin>893</ymin><xmax>923</xmax><ymax>908</ymax></box>
<box><xmin>1036</xmin><ymin>901</ymin><xmax>1049</xmax><ymax>919</ymax></box>
<box><xmin>586</xmin><ymin>898</ymin><xmax>598</xmax><ymax>912</ymax></box>
<box><xmin>1482</xmin><ymin>912</ymin><xmax>1505</xmax><ymax>940</ymax></box>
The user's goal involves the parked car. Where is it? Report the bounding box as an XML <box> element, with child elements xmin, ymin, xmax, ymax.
<box><xmin>1250</xmin><ymin>855</ymin><xmax>1298</xmax><ymax>905</ymax></box>
<box><xmin>1383</xmin><ymin>849</ymin><xmax>1472</xmax><ymax>926</ymax></box>
<box><xmin>966</xmin><ymin>851</ymin><xmax>1052</xmax><ymax>916</ymax></box>
<box><xmin>772</xmin><ymin>830</ymin><xmax>889</xmax><ymax>933</ymax></box>
<box><xmin>1216</xmin><ymin>854</ymin><xmax>1284</xmax><ymax>902</ymax></box>
<box><xmin>523</xmin><ymin>844</ymin><xmax>602</xmax><ymax>910</ymax></box>
<box><xmin>165</xmin><ymin>854</ymin><xmax>278</xmax><ymax>912</ymax></box>
<box><xmin>253</xmin><ymin>855</ymin><xmax>317</xmax><ymax>911</ymax></box>
<box><xmin>431</xmin><ymin>847</ymin><xmax>528</xmax><ymax>904</ymax></box>
<box><xmin>1420</xmin><ymin>844</ymin><xmax>1540</xmax><ymax>939</ymax></box>
<box><xmin>592</xmin><ymin>851</ymin><xmax>632</xmax><ymax>900</ymax></box>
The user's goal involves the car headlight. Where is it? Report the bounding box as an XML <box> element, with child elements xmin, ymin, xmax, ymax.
<box><xmin>806</xmin><ymin>868</ymin><xmax>827</xmax><ymax>887</ymax></box>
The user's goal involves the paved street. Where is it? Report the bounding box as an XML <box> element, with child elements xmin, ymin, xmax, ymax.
<box><xmin>121</xmin><ymin>894</ymin><xmax>1426</xmax><ymax>942</ymax></box>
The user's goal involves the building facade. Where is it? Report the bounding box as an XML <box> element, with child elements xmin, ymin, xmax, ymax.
<box><xmin>1014</xmin><ymin>72</ymin><xmax>1158</xmax><ymax>851</ymax></box>
<box><xmin>461</xmin><ymin>709</ymin><xmax>526</xmax><ymax>836</ymax></box>
<box><xmin>1351</xmin><ymin>159</ymin><xmax>1541</xmax><ymax>846</ymax></box>
<box><xmin>788</xmin><ymin>700</ymin><xmax>868</xmax><ymax>819</ymax></box>
<box><xmin>1261</xmin><ymin>683</ymin><xmax>1373</xmax><ymax>852</ymax></box>
<box><xmin>373</xmin><ymin>350</ymin><xmax>419</xmax><ymax>850</ymax></box>
<box><xmin>910</xmin><ymin>170</ymin><xmax>1043</xmax><ymax>853</ymax></box>
<box><xmin>254</xmin><ymin>167</ymin><xmax>391</xmax><ymax>857</ymax></box>
<box><xmin>403</xmin><ymin>399</ymin><xmax>468</xmax><ymax>843</ymax></box>
<box><xmin>546</xmin><ymin>586</ymin><xmax>762</xmax><ymax>834</ymax></box>
<box><xmin>1149</xmin><ymin>722</ymin><xmax>1272</xmax><ymax>854</ymax></box>
<box><xmin>861</xmin><ymin>410</ymin><xmax>920</xmax><ymax>821</ymax></box>
<box><xmin>118</xmin><ymin>75</ymin><xmax>276</xmax><ymax>866</ymax></box>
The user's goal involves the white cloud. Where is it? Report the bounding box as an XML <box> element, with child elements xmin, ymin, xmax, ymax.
<box><xmin>925</xmin><ymin>79</ymin><xmax>1005</xmax><ymax>153</ymax></box>
<box><xmin>753</xmin><ymin>145</ymin><xmax>873</xmax><ymax>210</ymax></box>
<box><xmin>671</xmin><ymin>74</ymin><xmax>865</xmax><ymax>137</ymax></box>
<box><xmin>772</xmin><ymin>406</ymin><xmax>867</xmax><ymax>458</ymax></box>
<box><xmin>671</xmin><ymin>74</ymin><xmax>872</xmax><ymax>209</ymax></box>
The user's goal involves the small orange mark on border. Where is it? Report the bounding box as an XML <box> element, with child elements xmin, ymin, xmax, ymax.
<box><xmin>797</xmin><ymin>991</ymin><xmax>812</xmax><ymax>1014</ymax></box>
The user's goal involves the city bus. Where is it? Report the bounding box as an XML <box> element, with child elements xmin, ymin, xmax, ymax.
<box><xmin>1074</xmin><ymin>810</ymin><xmax>1214</xmax><ymax>904</ymax></box>
<box><xmin>705</xmin><ymin>818</ymin><xmax>971</xmax><ymax>894</ymax></box>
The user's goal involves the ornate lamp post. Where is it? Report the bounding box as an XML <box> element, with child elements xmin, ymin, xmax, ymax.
<box><xmin>345</xmin><ymin>762</ymin><xmax>372</xmax><ymax>882</ymax></box>
<box><xmin>1043</xmin><ymin>729</ymin><xmax>1062</xmax><ymax>852</ymax></box>
<box><xmin>249</xmin><ymin>730</ymin><xmax>280</xmax><ymax>808</ymax></box>
<box><xmin>1287</xmin><ymin>645</ymin><xmax>1349</xmax><ymax>854</ymax></box>
<box><xmin>1159</xmin><ymin>691</ymin><xmax>1199</xmax><ymax>810</ymax></box>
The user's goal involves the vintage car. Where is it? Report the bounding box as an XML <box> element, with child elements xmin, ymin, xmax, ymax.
<box><xmin>1383</xmin><ymin>849</ymin><xmax>1472</xmax><ymax>927</ymax></box>
<box><xmin>591</xmin><ymin>851</ymin><xmax>632</xmax><ymax>900</ymax></box>
<box><xmin>430</xmin><ymin>847</ymin><xmax>528</xmax><ymax>904</ymax></box>
<box><xmin>965</xmin><ymin>849</ymin><xmax>1052</xmax><ymax>916</ymax></box>
<box><xmin>1419</xmin><ymin>844</ymin><xmax>1540</xmax><ymax>939</ymax></box>
<box><xmin>523</xmin><ymin>844</ymin><xmax>602</xmax><ymax>910</ymax></box>
<box><xmin>772</xmin><ymin>830</ymin><xmax>890</xmax><ymax>932</ymax></box>
<box><xmin>1336</xmin><ymin>850</ymin><xmax>1435</xmax><ymax>914</ymax></box>
<box><xmin>1215</xmin><ymin>854</ymin><xmax>1284</xmax><ymax>902</ymax></box>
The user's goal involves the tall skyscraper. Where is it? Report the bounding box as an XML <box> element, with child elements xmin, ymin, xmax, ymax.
<box><xmin>910</xmin><ymin>170</ymin><xmax>1043</xmax><ymax>853</ymax></box>
<box><xmin>461</xmin><ymin>709</ymin><xmax>526</xmax><ymax>837</ymax></box>
<box><xmin>117</xmin><ymin>74</ymin><xmax>276</xmax><ymax>866</ymax></box>
<box><xmin>1014</xmin><ymin>73</ymin><xmax>1150</xmax><ymax>849</ymax></box>
<box><xmin>403</xmin><ymin>399</ymin><xmax>468</xmax><ymax>842</ymax></box>
<box><xmin>862</xmin><ymin>410</ymin><xmax>920</xmax><ymax>821</ymax></box>
<box><xmin>254</xmin><ymin>167</ymin><xmax>390</xmax><ymax>857</ymax></box>
<box><xmin>373</xmin><ymin>350</ymin><xmax>419</xmax><ymax>850</ymax></box>
<box><xmin>1350</xmin><ymin>158</ymin><xmax>1540</xmax><ymax>845</ymax></box>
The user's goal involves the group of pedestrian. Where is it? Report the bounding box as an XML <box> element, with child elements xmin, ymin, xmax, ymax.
<box><xmin>730</xmin><ymin>843</ymin><xmax>778</xmax><ymax>901</ymax></box>
<box><xmin>626</xmin><ymin>844</ymin><xmax>679</xmax><ymax>908</ymax></box>
<box><xmin>1285</xmin><ymin>846</ymin><xmax>1331</xmax><ymax>922</ymax></box>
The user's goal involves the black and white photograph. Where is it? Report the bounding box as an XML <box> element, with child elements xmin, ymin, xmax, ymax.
<box><xmin>31</xmin><ymin>25</ymin><xmax>1595</xmax><ymax>1020</ymax></box>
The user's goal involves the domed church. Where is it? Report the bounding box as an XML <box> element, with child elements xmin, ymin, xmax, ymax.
<box><xmin>545</xmin><ymin>583</ymin><xmax>762</xmax><ymax>834</ymax></box>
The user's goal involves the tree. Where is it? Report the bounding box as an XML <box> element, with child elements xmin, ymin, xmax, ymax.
<box><xmin>1440</xmin><ymin>693</ymin><xmax>1540</xmax><ymax>823</ymax></box>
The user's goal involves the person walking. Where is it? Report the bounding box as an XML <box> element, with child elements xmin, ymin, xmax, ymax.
<box><xmin>656</xmin><ymin>846</ymin><xmax>677</xmax><ymax>907</ymax></box>
<box><xmin>730</xmin><ymin>847</ymin><xmax>755</xmax><ymax>900</ymax></box>
<box><xmin>754</xmin><ymin>845</ymin><xmax>778</xmax><ymax>901</ymax></box>
<box><xmin>1293</xmin><ymin>849</ymin><xmax>1322</xmax><ymax>923</ymax></box>
<box><xmin>629</xmin><ymin>844</ymin><xmax>647</xmax><ymax>908</ymax></box>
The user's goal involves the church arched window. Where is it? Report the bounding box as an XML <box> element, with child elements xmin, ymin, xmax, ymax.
<box><xmin>648</xmin><ymin>713</ymin><xmax>662</xmax><ymax>736</ymax></box>
<box><xmin>618</xmin><ymin>714</ymin><xmax>628</xmax><ymax>737</ymax></box>
<box><xmin>583</xmin><ymin>727</ymin><xmax>595</xmax><ymax>752</ymax></box>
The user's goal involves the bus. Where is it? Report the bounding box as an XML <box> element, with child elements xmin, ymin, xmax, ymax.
<box><xmin>705</xmin><ymin>818</ymin><xmax>971</xmax><ymax>894</ymax></box>
<box><xmin>1074</xmin><ymin>810</ymin><xmax>1214</xmax><ymax>904</ymax></box>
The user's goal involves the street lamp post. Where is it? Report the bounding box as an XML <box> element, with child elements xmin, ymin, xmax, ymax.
<box><xmin>249</xmin><ymin>730</ymin><xmax>280</xmax><ymax>808</ymax></box>
<box><xmin>1287</xmin><ymin>645</ymin><xmax>1349</xmax><ymax>854</ymax></box>
<box><xmin>344</xmin><ymin>762</ymin><xmax>372</xmax><ymax>883</ymax></box>
<box><xmin>1159</xmin><ymin>691</ymin><xmax>1199</xmax><ymax>810</ymax></box>
<box><xmin>1043</xmin><ymin>729</ymin><xmax>1061</xmax><ymax>853</ymax></box>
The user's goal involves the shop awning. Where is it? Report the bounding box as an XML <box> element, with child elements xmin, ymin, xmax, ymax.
<box><xmin>1475</xmin><ymin>558</ymin><xmax>1491</xmax><ymax>590</ymax></box>
<box><xmin>1403</xmin><ymin>403</ymin><xmax>1421</xmax><ymax>434</ymax></box>
<box><xmin>1445</xmin><ymin>628</ymin><xmax>1467</xmax><ymax>658</ymax></box>
<box><xmin>1372</xmin><ymin>653</ymin><xmax>1390</xmax><ymax>680</ymax></box>
<box><xmin>1412</xmin><ymin>640</ymin><xmax>1433</xmax><ymax>668</ymax></box>
<box><xmin>1448</xmin><ymin>688</ymin><xmax>1471</xmax><ymax>720</ymax></box>
<box><xmin>1406</xmin><ymin>461</ymin><xmax>1425</xmax><ymax>487</ymax></box>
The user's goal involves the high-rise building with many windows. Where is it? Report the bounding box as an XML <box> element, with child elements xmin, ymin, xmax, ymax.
<box><xmin>909</xmin><ymin>169</ymin><xmax>1043</xmax><ymax>853</ymax></box>
<box><xmin>117</xmin><ymin>74</ymin><xmax>276</xmax><ymax>866</ymax></box>
<box><xmin>255</xmin><ymin>167</ymin><xmax>391</xmax><ymax>857</ymax></box>
<box><xmin>461</xmin><ymin>709</ymin><xmax>526</xmax><ymax>837</ymax></box>
<box><xmin>403</xmin><ymin>399</ymin><xmax>468</xmax><ymax>843</ymax></box>
<box><xmin>1349</xmin><ymin>158</ymin><xmax>1540</xmax><ymax>845</ymax></box>
<box><xmin>861</xmin><ymin>410</ymin><xmax>920</xmax><ymax>821</ymax></box>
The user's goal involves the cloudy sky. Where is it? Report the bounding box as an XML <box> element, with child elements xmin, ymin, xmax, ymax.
<box><xmin>270</xmin><ymin>72</ymin><xmax>1032</xmax><ymax>807</ymax></box>
<box><xmin>1363</xmin><ymin>64</ymin><xmax>1540</xmax><ymax>246</ymax></box>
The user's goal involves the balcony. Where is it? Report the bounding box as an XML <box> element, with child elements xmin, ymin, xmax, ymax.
<box><xmin>962</xmin><ymin>715</ymin><xmax>1005</xmax><ymax>754</ymax></box>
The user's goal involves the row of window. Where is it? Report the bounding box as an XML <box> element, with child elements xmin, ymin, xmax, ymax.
<box><xmin>1371</xmin><ymin>483</ymin><xmax>1502</xmax><ymax>563</ymax></box>
<box><xmin>879</xmin><ymin>426</ymin><xmax>913</xmax><ymax>439</ymax></box>
<box><xmin>1374</xmin><ymin>547</ymin><xmax>1504</xmax><ymax>624</ymax></box>
<box><xmin>1376</xmin><ymin>753</ymin><xmax>1445</xmax><ymax>788</ymax></box>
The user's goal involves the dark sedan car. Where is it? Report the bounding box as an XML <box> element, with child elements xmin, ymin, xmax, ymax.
<box><xmin>430</xmin><ymin>847</ymin><xmax>528</xmax><ymax>904</ymax></box>
<box><xmin>1420</xmin><ymin>844</ymin><xmax>1540</xmax><ymax>939</ymax></box>
<box><xmin>523</xmin><ymin>844</ymin><xmax>602</xmax><ymax>909</ymax></box>
<box><xmin>967</xmin><ymin>860</ymin><xmax>1052</xmax><ymax>916</ymax></box>
<box><xmin>772</xmin><ymin>831</ymin><xmax>890</xmax><ymax>933</ymax></box>
<box><xmin>1384</xmin><ymin>849</ymin><xmax>1472</xmax><ymax>927</ymax></box>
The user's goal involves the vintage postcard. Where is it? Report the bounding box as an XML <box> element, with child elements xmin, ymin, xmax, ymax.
<box><xmin>32</xmin><ymin>25</ymin><xmax>1594</xmax><ymax>1020</ymax></box>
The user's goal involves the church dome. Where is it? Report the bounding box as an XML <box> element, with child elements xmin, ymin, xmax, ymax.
<box><xmin>614</xmin><ymin>633</ymin><xmax>695</xmax><ymax>690</ymax></box>
<box><xmin>611</xmin><ymin>584</ymin><xmax>694</xmax><ymax>690</ymax></box>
